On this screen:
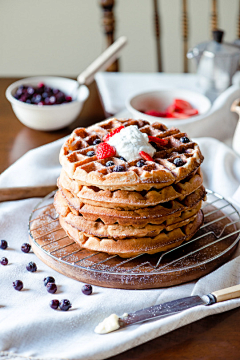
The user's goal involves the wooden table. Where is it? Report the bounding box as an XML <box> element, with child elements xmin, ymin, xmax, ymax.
<box><xmin>1</xmin><ymin>78</ymin><xmax>240</xmax><ymax>360</ymax></box>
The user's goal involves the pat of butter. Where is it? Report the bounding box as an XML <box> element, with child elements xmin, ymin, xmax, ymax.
<box><xmin>94</xmin><ymin>313</ymin><xmax>120</xmax><ymax>334</ymax></box>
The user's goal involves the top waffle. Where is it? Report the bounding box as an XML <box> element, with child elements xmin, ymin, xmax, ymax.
<box><xmin>60</xmin><ymin>118</ymin><xmax>204</xmax><ymax>190</ymax></box>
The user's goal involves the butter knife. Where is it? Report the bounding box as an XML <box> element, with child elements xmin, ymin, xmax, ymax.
<box><xmin>95</xmin><ymin>284</ymin><xmax>240</xmax><ymax>334</ymax></box>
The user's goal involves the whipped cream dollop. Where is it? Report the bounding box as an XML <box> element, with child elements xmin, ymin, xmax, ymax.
<box><xmin>107</xmin><ymin>125</ymin><xmax>156</xmax><ymax>162</ymax></box>
<box><xmin>94</xmin><ymin>313</ymin><xmax>120</xmax><ymax>334</ymax></box>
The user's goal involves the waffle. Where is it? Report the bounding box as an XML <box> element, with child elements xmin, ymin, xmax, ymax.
<box><xmin>60</xmin><ymin>118</ymin><xmax>204</xmax><ymax>190</ymax></box>
<box><xmin>54</xmin><ymin>189</ymin><xmax>202</xmax><ymax>239</ymax></box>
<box><xmin>59</xmin><ymin>209</ymin><xmax>204</xmax><ymax>257</ymax></box>
<box><xmin>54</xmin><ymin>185</ymin><xmax>206</xmax><ymax>227</ymax></box>
<box><xmin>58</xmin><ymin>168</ymin><xmax>203</xmax><ymax>210</ymax></box>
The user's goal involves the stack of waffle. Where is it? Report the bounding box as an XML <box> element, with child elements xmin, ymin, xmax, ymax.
<box><xmin>54</xmin><ymin>119</ymin><xmax>206</xmax><ymax>258</ymax></box>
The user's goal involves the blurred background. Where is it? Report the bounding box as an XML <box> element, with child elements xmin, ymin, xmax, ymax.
<box><xmin>1</xmin><ymin>0</ymin><xmax>239</xmax><ymax>77</ymax></box>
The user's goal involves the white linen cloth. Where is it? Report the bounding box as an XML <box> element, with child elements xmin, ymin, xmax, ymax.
<box><xmin>0</xmin><ymin>135</ymin><xmax>240</xmax><ymax>360</ymax></box>
<box><xmin>1</xmin><ymin>70</ymin><xmax>240</xmax><ymax>359</ymax></box>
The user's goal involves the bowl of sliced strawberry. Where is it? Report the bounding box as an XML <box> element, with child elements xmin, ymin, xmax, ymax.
<box><xmin>126</xmin><ymin>89</ymin><xmax>211</xmax><ymax>129</ymax></box>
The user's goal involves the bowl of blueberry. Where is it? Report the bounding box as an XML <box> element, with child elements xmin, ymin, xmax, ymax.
<box><xmin>6</xmin><ymin>76</ymin><xmax>89</xmax><ymax>131</ymax></box>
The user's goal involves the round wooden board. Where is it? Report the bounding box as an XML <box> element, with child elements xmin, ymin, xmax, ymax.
<box><xmin>29</xmin><ymin>191</ymin><xmax>240</xmax><ymax>289</ymax></box>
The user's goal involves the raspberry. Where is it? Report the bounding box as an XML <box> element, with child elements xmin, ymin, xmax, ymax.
<box><xmin>96</xmin><ymin>143</ymin><xmax>116</xmax><ymax>160</ymax></box>
<box><xmin>139</xmin><ymin>151</ymin><xmax>154</xmax><ymax>162</ymax></box>
<box><xmin>104</xmin><ymin>126</ymin><xmax>124</xmax><ymax>142</ymax></box>
<box><xmin>148</xmin><ymin>136</ymin><xmax>168</xmax><ymax>146</ymax></box>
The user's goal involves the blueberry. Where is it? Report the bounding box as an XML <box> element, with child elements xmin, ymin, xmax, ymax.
<box><xmin>93</xmin><ymin>139</ymin><xmax>101</xmax><ymax>145</ymax></box>
<box><xmin>21</xmin><ymin>243</ymin><xmax>31</xmax><ymax>253</ymax></box>
<box><xmin>136</xmin><ymin>160</ymin><xmax>145</xmax><ymax>167</ymax></box>
<box><xmin>106</xmin><ymin>161</ymin><xmax>114</xmax><ymax>167</ymax></box>
<box><xmin>27</xmin><ymin>87</ymin><xmax>34</xmax><ymax>95</ymax></box>
<box><xmin>59</xmin><ymin>299</ymin><xmax>72</xmax><ymax>311</ymax></box>
<box><xmin>0</xmin><ymin>240</ymin><xmax>8</xmax><ymax>250</ymax></box>
<box><xmin>47</xmin><ymin>283</ymin><xmax>57</xmax><ymax>294</ymax></box>
<box><xmin>150</xmin><ymin>142</ymin><xmax>159</xmax><ymax>150</ymax></box>
<box><xmin>42</xmin><ymin>92</ymin><xmax>48</xmax><ymax>99</ymax></box>
<box><xmin>86</xmin><ymin>151</ymin><xmax>95</xmax><ymax>157</ymax></box>
<box><xmin>49</xmin><ymin>96</ymin><xmax>56</xmax><ymax>104</ymax></box>
<box><xmin>119</xmin><ymin>157</ymin><xmax>126</xmax><ymax>161</ymax></box>
<box><xmin>44</xmin><ymin>276</ymin><xmax>55</xmax><ymax>286</ymax></box>
<box><xmin>13</xmin><ymin>280</ymin><xmax>23</xmax><ymax>291</ymax></box>
<box><xmin>1</xmin><ymin>257</ymin><xmax>8</xmax><ymax>266</ymax></box>
<box><xmin>173</xmin><ymin>158</ymin><xmax>185</xmax><ymax>167</ymax></box>
<box><xmin>26</xmin><ymin>262</ymin><xmax>37</xmax><ymax>272</ymax></box>
<box><xmin>82</xmin><ymin>284</ymin><xmax>92</xmax><ymax>295</ymax></box>
<box><xmin>113</xmin><ymin>165</ymin><xmax>125</xmax><ymax>172</ymax></box>
<box><xmin>44</xmin><ymin>97</ymin><xmax>50</xmax><ymax>105</ymax></box>
<box><xmin>49</xmin><ymin>299</ymin><xmax>59</xmax><ymax>310</ymax></box>
<box><xmin>34</xmin><ymin>94</ymin><xmax>42</xmax><ymax>104</ymax></box>
<box><xmin>180</xmin><ymin>137</ymin><xmax>190</xmax><ymax>143</ymax></box>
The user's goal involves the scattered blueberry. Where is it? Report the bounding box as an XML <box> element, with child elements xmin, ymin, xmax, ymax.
<box><xmin>180</xmin><ymin>137</ymin><xmax>190</xmax><ymax>143</ymax></box>
<box><xmin>106</xmin><ymin>161</ymin><xmax>114</xmax><ymax>167</ymax></box>
<box><xmin>119</xmin><ymin>157</ymin><xmax>126</xmax><ymax>161</ymax></box>
<box><xmin>44</xmin><ymin>276</ymin><xmax>55</xmax><ymax>286</ymax></box>
<box><xmin>49</xmin><ymin>299</ymin><xmax>60</xmax><ymax>310</ymax></box>
<box><xmin>47</xmin><ymin>283</ymin><xmax>57</xmax><ymax>294</ymax></box>
<box><xmin>59</xmin><ymin>299</ymin><xmax>72</xmax><ymax>311</ymax></box>
<box><xmin>113</xmin><ymin>165</ymin><xmax>125</xmax><ymax>172</ymax></box>
<box><xmin>13</xmin><ymin>280</ymin><xmax>23</xmax><ymax>291</ymax></box>
<box><xmin>26</xmin><ymin>262</ymin><xmax>37</xmax><ymax>272</ymax></box>
<box><xmin>82</xmin><ymin>284</ymin><xmax>92</xmax><ymax>295</ymax></box>
<box><xmin>136</xmin><ymin>160</ymin><xmax>145</xmax><ymax>167</ymax></box>
<box><xmin>0</xmin><ymin>257</ymin><xmax>8</xmax><ymax>266</ymax></box>
<box><xmin>173</xmin><ymin>158</ymin><xmax>185</xmax><ymax>167</ymax></box>
<box><xmin>93</xmin><ymin>139</ymin><xmax>101</xmax><ymax>145</ymax></box>
<box><xmin>21</xmin><ymin>243</ymin><xmax>31</xmax><ymax>253</ymax></box>
<box><xmin>86</xmin><ymin>151</ymin><xmax>95</xmax><ymax>157</ymax></box>
<box><xmin>0</xmin><ymin>240</ymin><xmax>8</xmax><ymax>250</ymax></box>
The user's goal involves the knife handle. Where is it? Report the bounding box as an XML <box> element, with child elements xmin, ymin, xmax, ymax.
<box><xmin>211</xmin><ymin>284</ymin><xmax>240</xmax><ymax>303</ymax></box>
<box><xmin>0</xmin><ymin>186</ymin><xmax>57</xmax><ymax>202</ymax></box>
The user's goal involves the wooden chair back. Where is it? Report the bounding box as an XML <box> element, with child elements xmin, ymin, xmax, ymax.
<box><xmin>99</xmin><ymin>0</ymin><xmax>240</xmax><ymax>73</ymax></box>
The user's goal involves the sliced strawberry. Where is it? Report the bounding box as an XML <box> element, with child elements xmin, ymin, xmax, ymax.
<box><xmin>174</xmin><ymin>99</ymin><xmax>193</xmax><ymax>111</ymax></box>
<box><xmin>179</xmin><ymin>108</ymin><xmax>198</xmax><ymax>116</ymax></box>
<box><xmin>166</xmin><ymin>104</ymin><xmax>175</xmax><ymax>117</ymax></box>
<box><xmin>145</xmin><ymin>110</ymin><xmax>167</xmax><ymax>117</ymax></box>
<box><xmin>139</xmin><ymin>151</ymin><xmax>154</xmax><ymax>162</ymax></box>
<box><xmin>171</xmin><ymin>112</ymin><xmax>190</xmax><ymax>119</ymax></box>
<box><xmin>148</xmin><ymin>136</ymin><xmax>168</xmax><ymax>146</ymax></box>
<box><xmin>96</xmin><ymin>142</ymin><xmax>116</xmax><ymax>159</ymax></box>
<box><xmin>104</xmin><ymin>126</ymin><xmax>124</xmax><ymax>142</ymax></box>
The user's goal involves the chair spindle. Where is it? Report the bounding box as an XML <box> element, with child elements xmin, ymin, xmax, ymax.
<box><xmin>211</xmin><ymin>0</ymin><xmax>218</xmax><ymax>35</ymax></box>
<box><xmin>182</xmin><ymin>0</ymin><xmax>189</xmax><ymax>73</ymax></box>
<box><xmin>99</xmin><ymin>0</ymin><xmax>119</xmax><ymax>72</ymax></box>
<box><xmin>153</xmin><ymin>0</ymin><xmax>163</xmax><ymax>72</ymax></box>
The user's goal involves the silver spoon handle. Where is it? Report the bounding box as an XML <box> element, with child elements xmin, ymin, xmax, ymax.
<box><xmin>77</xmin><ymin>36</ymin><xmax>127</xmax><ymax>86</ymax></box>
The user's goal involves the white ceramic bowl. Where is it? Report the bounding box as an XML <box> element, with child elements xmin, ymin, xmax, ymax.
<box><xmin>6</xmin><ymin>76</ymin><xmax>89</xmax><ymax>131</ymax></box>
<box><xmin>126</xmin><ymin>89</ymin><xmax>211</xmax><ymax>130</ymax></box>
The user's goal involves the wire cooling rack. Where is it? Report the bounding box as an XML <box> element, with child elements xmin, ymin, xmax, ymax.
<box><xmin>28</xmin><ymin>190</ymin><xmax>240</xmax><ymax>289</ymax></box>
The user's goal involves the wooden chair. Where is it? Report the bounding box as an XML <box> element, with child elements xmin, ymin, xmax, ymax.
<box><xmin>99</xmin><ymin>0</ymin><xmax>240</xmax><ymax>73</ymax></box>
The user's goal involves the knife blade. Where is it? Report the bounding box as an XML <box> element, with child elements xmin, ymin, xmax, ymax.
<box><xmin>94</xmin><ymin>284</ymin><xmax>240</xmax><ymax>334</ymax></box>
<box><xmin>118</xmin><ymin>295</ymin><xmax>209</xmax><ymax>328</ymax></box>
